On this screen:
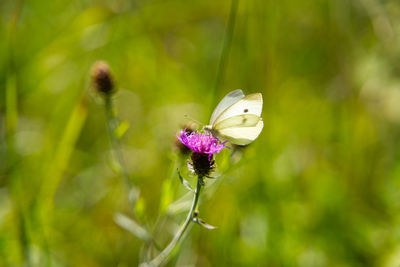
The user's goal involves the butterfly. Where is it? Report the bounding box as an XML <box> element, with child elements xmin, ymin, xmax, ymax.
<box><xmin>204</xmin><ymin>89</ymin><xmax>264</xmax><ymax>146</ymax></box>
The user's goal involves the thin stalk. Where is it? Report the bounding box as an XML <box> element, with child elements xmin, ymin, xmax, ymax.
<box><xmin>144</xmin><ymin>176</ymin><xmax>203</xmax><ymax>267</ymax></box>
<box><xmin>5</xmin><ymin>0</ymin><xmax>23</xmax><ymax>144</ymax></box>
<box><xmin>5</xmin><ymin>1</ymin><xmax>32</xmax><ymax>265</ymax></box>
<box><xmin>36</xmin><ymin>96</ymin><xmax>88</xmax><ymax>266</ymax></box>
<box><xmin>210</xmin><ymin>0</ymin><xmax>239</xmax><ymax>111</ymax></box>
<box><xmin>104</xmin><ymin>95</ymin><xmax>132</xmax><ymax>190</ymax></box>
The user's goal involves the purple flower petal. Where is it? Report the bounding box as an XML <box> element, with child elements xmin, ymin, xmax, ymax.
<box><xmin>176</xmin><ymin>129</ymin><xmax>227</xmax><ymax>158</ymax></box>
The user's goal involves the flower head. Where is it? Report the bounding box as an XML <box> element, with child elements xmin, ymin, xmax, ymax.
<box><xmin>176</xmin><ymin>129</ymin><xmax>227</xmax><ymax>177</ymax></box>
<box><xmin>176</xmin><ymin>130</ymin><xmax>227</xmax><ymax>159</ymax></box>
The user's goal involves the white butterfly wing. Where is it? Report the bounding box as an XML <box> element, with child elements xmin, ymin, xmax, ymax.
<box><xmin>214</xmin><ymin>114</ymin><xmax>260</xmax><ymax>130</ymax></box>
<box><xmin>209</xmin><ymin>89</ymin><xmax>245</xmax><ymax>125</ymax></box>
<box><xmin>217</xmin><ymin>120</ymin><xmax>264</xmax><ymax>145</ymax></box>
<box><xmin>213</xmin><ymin>93</ymin><xmax>263</xmax><ymax>126</ymax></box>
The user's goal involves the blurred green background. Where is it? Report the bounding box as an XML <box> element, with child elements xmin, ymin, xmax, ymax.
<box><xmin>2</xmin><ymin>0</ymin><xmax>400</xmax><ymax>266</ymax></box>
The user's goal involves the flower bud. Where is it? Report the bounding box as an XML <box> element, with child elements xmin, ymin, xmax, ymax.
<box><xmin>189</xmin><ymin>152</ymin><xmax>215</xmax><ymax>177</ymax></box>
<box><xmin>175</xmin><ymin>124</ymin><xmax>196</xmax><ymax>155</ymax></box>
<box><xmin>91</xmin><ymin>60</ymin><xmax>114</xmax><ymax>95</ymax></box>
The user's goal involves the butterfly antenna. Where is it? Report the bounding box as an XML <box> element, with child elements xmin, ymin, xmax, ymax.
<box><xmin>184</xmin><ymin>114</ymin><xmax>204</xmax><ymax>127</ymax></box>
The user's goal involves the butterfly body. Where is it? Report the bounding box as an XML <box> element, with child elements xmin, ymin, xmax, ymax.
<box><xmin>204</xmin><ymin>89</ymin><xmax>263</xmax><ymax>145</ymax></box>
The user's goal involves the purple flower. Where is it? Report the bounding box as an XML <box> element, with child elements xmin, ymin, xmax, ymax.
<box><xmin>176</xmin><ymin>130</ymin><xmax>227</xmax><ymax>160</ymax></box>
<box><xmin>176</xmin><ymin>129</ymin><xmax>228</xmax><ymax>177</ymax></box>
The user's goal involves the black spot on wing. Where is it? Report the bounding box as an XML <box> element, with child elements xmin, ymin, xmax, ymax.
<box><xmin>244</xmin><ymin>109</ymin><xmax>248</xmax><ymax>113</ymax></box>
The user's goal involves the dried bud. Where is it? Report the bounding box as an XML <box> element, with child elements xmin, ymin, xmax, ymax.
<box><xmin>175</xmin><ymin>138</ymin><xmax>191</xmax><ymax>155</ymax></box>
<box><xmin>91</xmin><ymin>61</ymin><xmax>114</xmax><ymax>95</ymax></box>
<box><xmin>175</xmin><ymin>124</ymin><xmax>196</xmax><ymax>155</ymax></box>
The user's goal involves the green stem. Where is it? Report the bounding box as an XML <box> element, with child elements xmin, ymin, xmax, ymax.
<box><xmin>143</xmin><ymin>176</ymin><xmax>203</xmax><ymax>267</ymax></box>
<box><xmin>104</xmin><ymin>95</ymin><xmax>132</xmax><ymax>190</ymax></box>
<box><xmin>5</xmin><ymin>1</ymin><xmax>32</xmax><ymax>265</ymax></box>
<box><xmin>210</xmin><ymin>0</ymin><xmax>239</xmax><ymax>111</ymax></box>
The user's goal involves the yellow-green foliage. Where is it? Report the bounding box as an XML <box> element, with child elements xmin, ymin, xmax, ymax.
<box><xmin>1</xmin><ymin>0</ymin><xmax>400</xmax><ymax>266</ymax></box>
